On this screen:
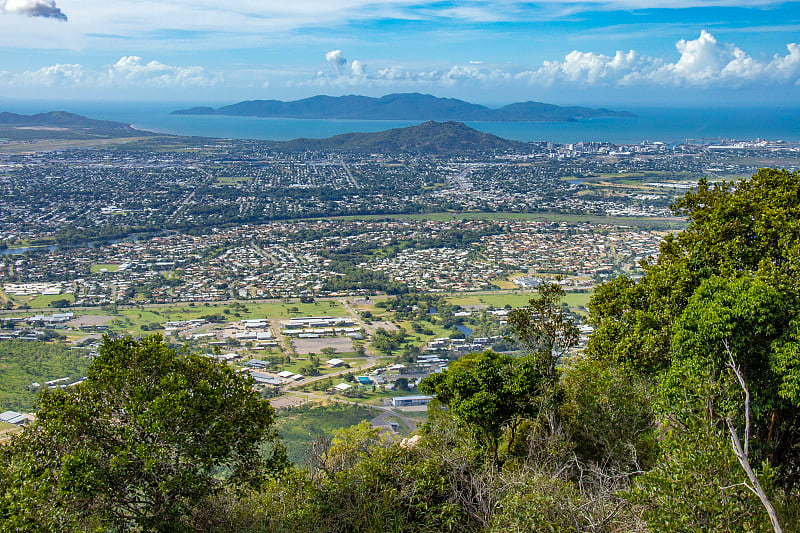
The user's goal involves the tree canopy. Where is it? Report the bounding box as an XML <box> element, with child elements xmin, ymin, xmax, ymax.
<box><xmin>0</xmin><ymin>335</ymin><xmax>285</xmax><ymax>532</ymax></box>
<box><xmin>588</xmin><ymin>168</ymin><xmax>800</xmax><ymax>528</ymax></box>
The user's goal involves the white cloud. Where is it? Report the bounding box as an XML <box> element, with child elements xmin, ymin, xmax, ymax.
<box><xmin>0</xmin><ymin>57</ymin><xmax>219</xmax><ymax>89</ymax></box>
<box><xmin>767</xmin><ymin>43</ymin><xmax>800</xmax><ymax>84</ymax></box>
<box><xmin>519</xmin><ymin>31</ymin><xmax>800</xmax><ymax>88</ymax></box>
<box><xmin>1</xmin><ymin>0</ymin><xmax>66</xmax><ymax>21</ymax></box>
<box><xmin>103</xmin><ymin>56</ymin><xmax>221</xmax><ymax>88</ymax></box>
<box><xmin>350</xmin><ymin>60</ymin><xmax>365</xmax><ymax>77</ymax></box>
<box><xmin>3</xmin><ymin>63</ymin><xmax>83</xmax><ymax>86</ymax></box>
<box><xmin>301</xmin><ymin>58</ymin><xmax>512</xmax><ymax>89</ymax></box>
<box><xmin>325</xmin><ymin>50</ymin><xmax>347</xmax><ymax>75</ymax></box>
<box><xmin>297</xmin><ymin>31</ymin><xmax>799</xmax><ymax>94</ymax></box>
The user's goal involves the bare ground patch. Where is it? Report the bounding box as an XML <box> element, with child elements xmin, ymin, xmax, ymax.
<box><xmin>371</xmin><ymin>321</ymin><xmax>398</xmax><ymax>331</ymax></box>
<box><xmin>270</xmin><ymin>395</ymin><xmax>313</xmax><ymax>409</ymax></box>
<box><xmin>66</xmin><ymin>315</ymin><xmax>114</xmax><ymax>327</ymax></box>
<box><xmin>291</xmin><ymin>336</ymin><xmax>354</xmax><ymax>355</ymax></box>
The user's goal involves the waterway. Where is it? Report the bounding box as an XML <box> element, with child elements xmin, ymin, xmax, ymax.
<box><xmin>455</xmin><ymin>325</ymin><xmax>474</xmax><ymax>338</ymax></box>
<box><xmin>2</xmin><ymin>99</ymin><xmax>799</xmax><ymax>144</ymax></box>
<box><xmin>0</xmin><ymin>231</ymin><xmax>172</xmax><ymax>255</ymax></box>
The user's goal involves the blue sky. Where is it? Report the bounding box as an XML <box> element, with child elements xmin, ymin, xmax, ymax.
<box><xmin>0</xmin><ymin>0</ymin><xmax>798</xmax><ymax>106</ymax></box>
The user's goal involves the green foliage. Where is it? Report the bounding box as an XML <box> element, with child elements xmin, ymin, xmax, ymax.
<box><xmin>631</xmin><ymin>418</ymin><xmax>775</xmax><ymax>533</ymax></box>
<box><xmin>589</xmin><ymin>169</ymin><xmax>800</xmax><ymax>376</ymax></box>
<box><xmin>773</xmin><ymin>317</ymin><xmax>800</xmax><ymax>405</ymax></box>
<box><xmin>47</xmin><ymin>298</ymin><xmax>71</xmax><ymax>308</ymax></box>
<box><xmin>507</xmin><ymin>281</ymin><xmax>579</xmax><ymax>381</ymax></box>
<box><xmin>489</xmin><ymin>474</ymin><xmax>582</xmax><ymax>533</ymax></box>
<box><xmin>276</xmin><ymin>403</ymin><xmax>378</xmax><ymax>465</ymax></box>
<box><xmin>420</xmin><ymin>350</ymin><xmax>544</xmax><ymax>459</ymax></box>
<box><xmin>666</xmin><ymin>275</ymin><xmax>791</xmax><ymax>416</ymax></box>
<box><xmin>0</xmin><ymin>340</ymin><xmax>89</xmax><ymax>412</ymax></box>
<box><xmin>241</xmin><ymin>421</ymin><xmax>475</xmax><ymax>533</ymax></box>
<box><xmin>0</xmin><ymin>335</ymin><xmax>285</xmax><ymax>531</ymax></box>
<box><xmin>584</xmin><ymin>168</ymin><xmax>800</xmax><ymax>528</ymax></box>
<box><xmin>371</xmin><ymin>327</ymin><xmax>408</xmax><ymax>357</ymax></box>
<box><xmin>560</xmin><ymin>358</ymin><xmax>656</xmax><ymax>470</ymax></box>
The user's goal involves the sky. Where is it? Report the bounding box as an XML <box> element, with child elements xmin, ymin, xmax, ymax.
<box><xmin>0</xmin><ymin>0</ymin><xmax>799</xmax><ymax>107</ymax></box>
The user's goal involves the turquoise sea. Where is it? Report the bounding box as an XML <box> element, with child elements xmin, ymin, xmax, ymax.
<box><xmin>1</xmin><ymin>99</ymin><xmax>799</xmax><ymax>144</ymax></box>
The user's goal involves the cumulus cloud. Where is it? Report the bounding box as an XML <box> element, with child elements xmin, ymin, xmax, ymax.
<box><xmin>16</xmin><ymin>63</ymin><xmax>84</xmax><ymax>85</ymax></box>
<box><xmin>306</xmin><ymin>57</ymin><xmax>520</xmax><ymax>89</ymax></box>
<box><xmin>103</xmin><ymin>56</ymin><xmax>221</xmax><ymax>88</ymax></box>
<box><xmin>769</xmin><ymin>43</ymin><xmax>800</xmax><ymax>83</ymax></box>
<box><xmin>325</xmin><ymin>50</ymin><xmax>347</xmax><ymax>75</ymax></box>
<box><xmin>519</xmin><ymin>31</ymin><xmax>800</xmax><ymax>88</ymax></box>
<box><xmin>350</xmin><ymin>60</ymin><xmax>365</xmax><ymax>78</ymax></box>
<box><xmin>300</xmin><ymin>33</ymin><xmax>800</xmax><ymax>94</ymax></box>
<box><xmin>0</xmin><ymin>63</ymin><xmax>83</xmax><ymax>87</ymax></box>
<box><xmin>0</xmin><ymin>57</ymin><xmax>220</xmax><ymax>89</ymax></box>
<box><xmin>1</xmin><ymin>0</ymin><xmax>66</xmax><ymax>21</ymax></box>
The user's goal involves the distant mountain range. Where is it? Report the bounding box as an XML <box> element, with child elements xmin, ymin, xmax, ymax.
<box><xmin>172</xmin><ymin>93</ymin><xmax>635</xmax><ymax>122</ymax></box>
<box><xmin>0</xmin><ymin>111</ymin><xmax>152</xmax><ymax>139</ymax></box>
<box><xmin>275</xmin><ymin>120</ymin><xmax>528</xmax><ymax>155</ymax></box>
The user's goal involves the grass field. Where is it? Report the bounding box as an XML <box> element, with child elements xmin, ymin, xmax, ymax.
<box><xmin>114</xmin><ymin>299</ymin><xmax>348</xmax><ymax>334</ymax></box>
<box><xmin>444</xmin><ymin>290</ymin><xmax>591</xmax><ymax>311</ymax></box>
<box><xmin>321</xmin><ymin>211</ymin><xmax>685</xmax><ymax>230</ymax></box>
<box><xmin>276</xmin><ymin>402</ymin><xmax>380</xmax><ymax>464</ymax></box>
<box><xmin>9</xmin><ymin>293</ymin><xmax>75</xmax><ymax>309</ymax></box>
<box><xmin>90</xmin><ymin>263</ymin><xmax>120</xmax><ymax>273</ymax></box>
<box><xmin>0</xmin><ymin>422</ymin><xmax>23</xmax><ymax>444</ymax></box>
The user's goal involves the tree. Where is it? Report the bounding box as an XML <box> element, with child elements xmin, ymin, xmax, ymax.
<box><xmin>507</xmin><ymin>281</ymin><xmax>579</xmax><ymax>382</ymax></box>
<box><xmin>0</xmin><ymin>335</ymin><xmax>286</xmax><ymax>531</ymax></box>
<box><xmin>48</xmin><ymin>298</ymin><xmax>70</xmax><ymax>308</ymax></box>
<box><xmin>371</xmin><ymin>328</ymin><xmax>399</xmax><ymax>357</ymax></box>
<box><xmin>586</xmin><ymin>169</ymin><xmax>800</xmax><ymax>521</ymax></box>
<box><xmin>560</xmin><ymin>358</ymin><xmax>655</xmax><ymax>471</ymax></box>
<box><xmin>589</xmin><ymin>169</ymin><xmax>800</xmax><ymax>376</ymax></box>
<box><xmin>420</xmin><ymin>350</ymin><xmax>544</xmax><ymax>461</ymax></box>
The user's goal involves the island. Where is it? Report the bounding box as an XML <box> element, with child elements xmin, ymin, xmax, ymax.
<box><xmin>172</xmin><ymin>93</ymin><xmax>635</xmax><ymax>122</ymax></box>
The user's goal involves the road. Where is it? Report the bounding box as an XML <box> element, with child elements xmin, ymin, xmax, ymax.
<box><xmin>370</xmin><ymin>409</ymin><xmax>417</xmax><ymax>433</ymax></box>
<box><xmin>168</xmin><ymin>166</ymin><xmax>216</xmax><ymax>223</ymax></box>
<box><xmin>339</xmin><ymin>156</ymin><xmax>359</xmax><ymax>188</ymax></box>
<box><xmin>276</xmin><ymin>390</ymin><xmax>419</xmax><ymax>434</ymax></box>
<box><xmin>284</xmin><ymin>354</ymin><xmax>378</xmax><ymax>390</ymax></box>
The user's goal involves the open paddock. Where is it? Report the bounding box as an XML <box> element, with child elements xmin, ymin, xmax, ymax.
<box><xmin>371</xmin><ymin>321</ymin><xmax>398</xmax><ymax>332</ymax></box>
<box><xmin>291</xmin><ymin>336</ymin><xmax>354</xmax><ymax>355</ymax></box>
<box><xmin>66</xmin><ymin>315</ymin><xmax>114</xmax><ymax>327</ymax></box>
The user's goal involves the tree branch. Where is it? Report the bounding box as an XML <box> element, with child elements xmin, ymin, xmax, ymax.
<box><xmin>724</xmin><ymin>340</ymin><xmax>750</xmax><ymax>457</ymax></box>
<box><xmin>724</xmin><ymin>342</ymin><xmax>782</xmax><ymax>533</ymax></box>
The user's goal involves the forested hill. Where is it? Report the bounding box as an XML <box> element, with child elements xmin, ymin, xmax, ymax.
<box><xmin>0</xmin><ymin>111</ymin><xmax>153</xmax><ymax>139</ymax></box>
<box><xmin>276</xmin><ymin>120</ymin><xmax>529</xmax><ymax>155</ymax></box>
<box><xmin>172</xmin><ymin>92</ymin><xmax>635</xmax><ymax>122</ymax></box>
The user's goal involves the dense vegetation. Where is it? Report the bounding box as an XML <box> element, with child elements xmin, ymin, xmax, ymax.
<box><xmin>0</xmin><ymin>336</ymin><xmax>285</xmax><ymax>531</ymax></box>
<box><xmin>1</xmin><ymin>168</ymin><xmax>799</xmax><ymax>531</ymax></box>
<box><xmin>0</xmin><ymin>340</ymin><xmax>89</xmax><ymax>412</ymax></box>
<box><xmin>586</xmin><ymin>168</ymin><xmax>800</xmax><ymax>529</ymax></box>
<box><xmin>277</xmin><ymin>403</ymin><xmax>379</xmax><ymax>465</ymax></box>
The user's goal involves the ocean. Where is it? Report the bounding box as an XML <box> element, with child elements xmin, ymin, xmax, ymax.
<box><xmin>2</xmin><ymin>99</ymin><xmax>799</xmax><ymax>145</ymax></box>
